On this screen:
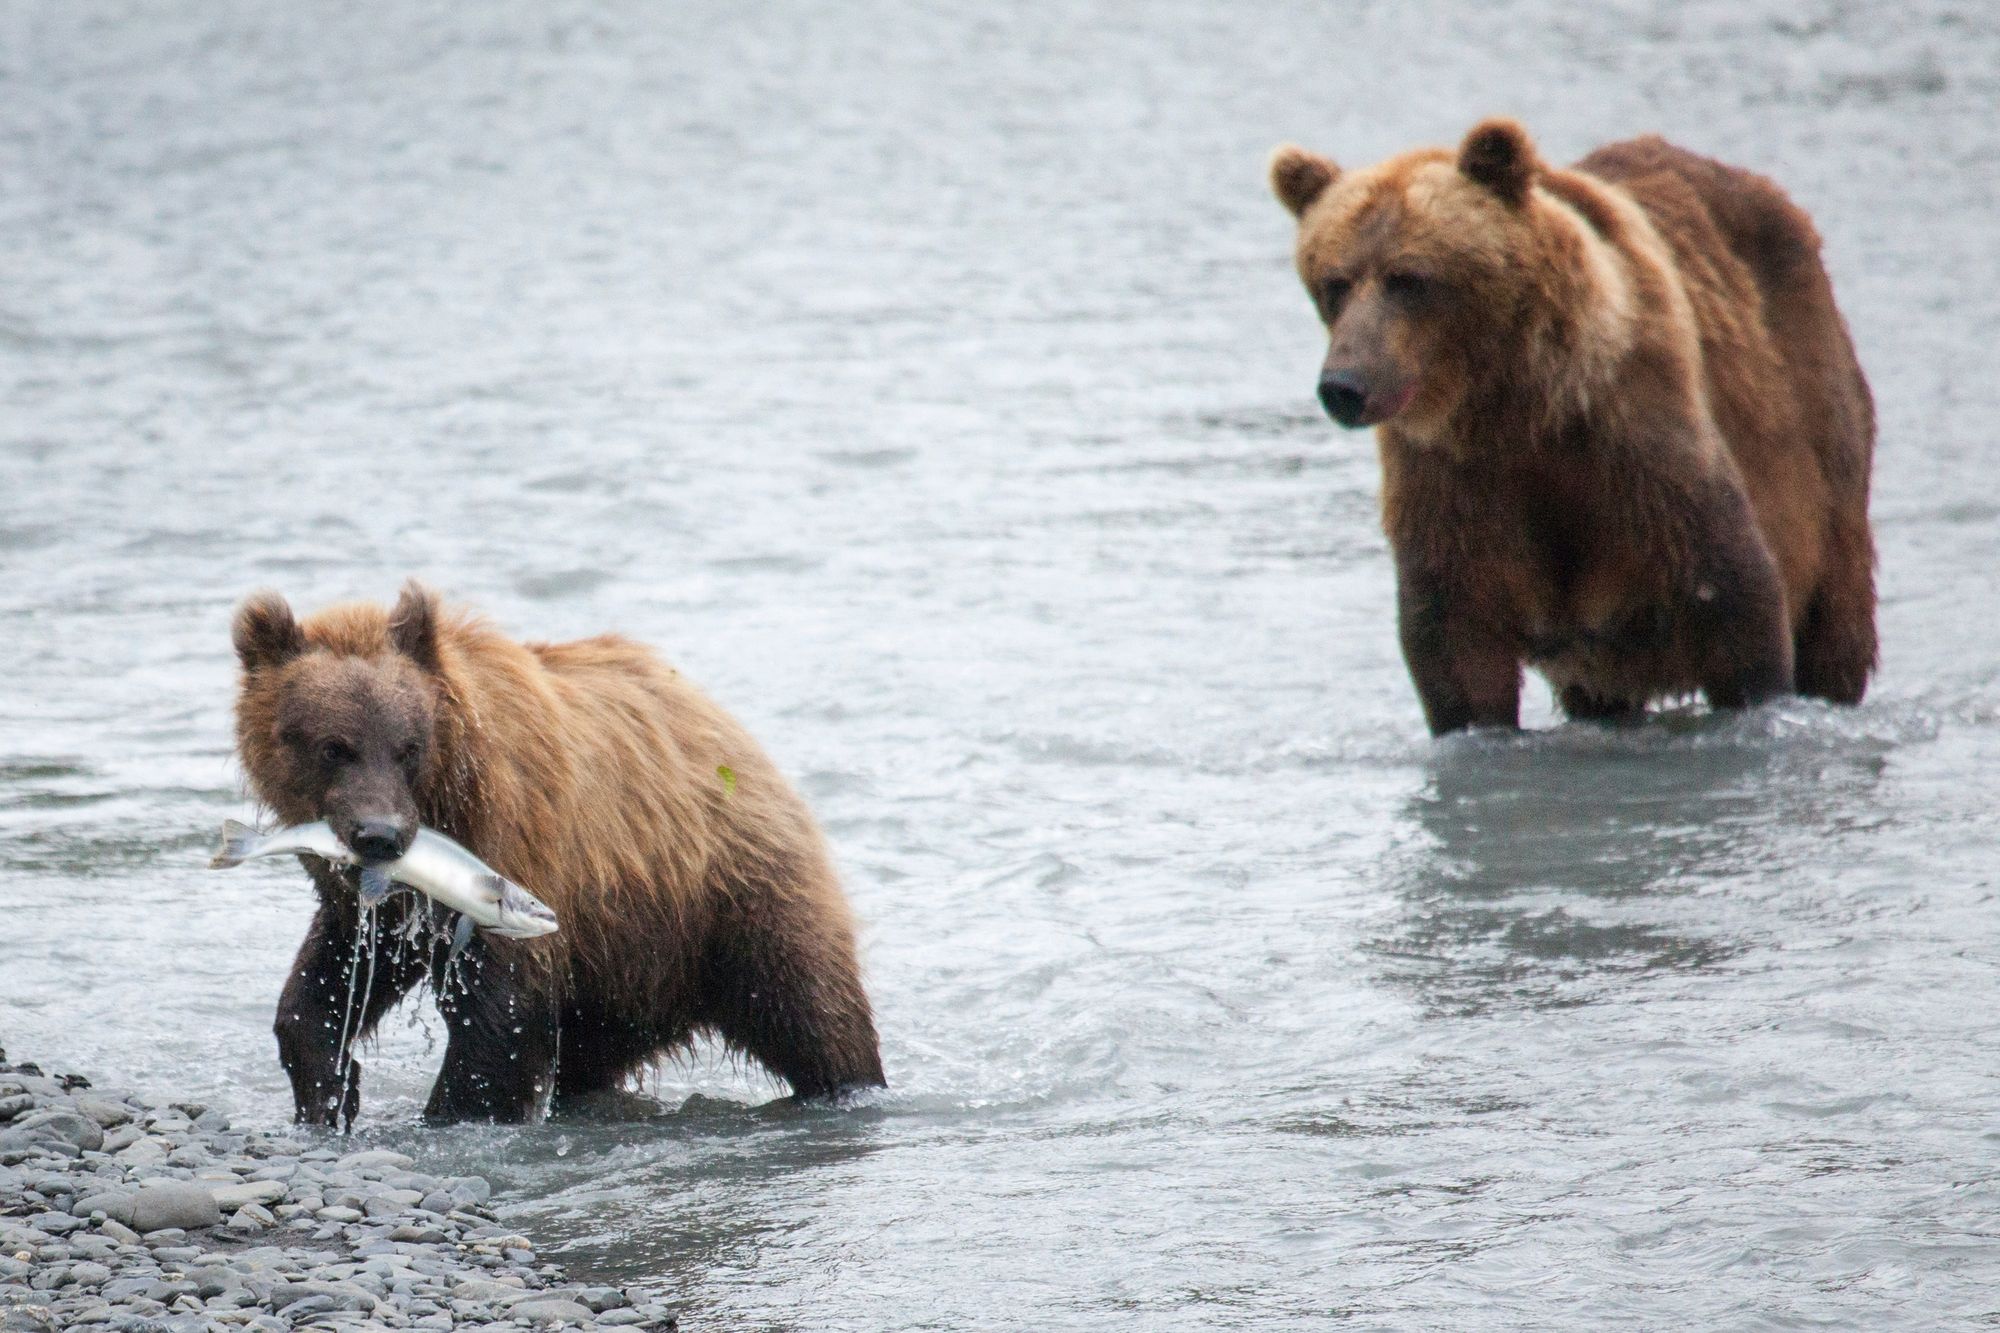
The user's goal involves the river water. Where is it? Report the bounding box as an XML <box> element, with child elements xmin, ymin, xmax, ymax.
<box><xmin>3</xmin><ymin>1</ymin><xmax>1998</xmax><ymax>1327</ymax></box>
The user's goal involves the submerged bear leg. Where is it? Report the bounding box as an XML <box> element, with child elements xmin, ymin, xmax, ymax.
<box><xmin>551</xmin><ymin>1004</ymin><xmax>677</xmax><ymax>1107</ymax></box>
<box><xmin>1690</xmin><ymin>483</ymin><xmax>1796</xmax><ymax>710</ymax></box>
<box><xmin>703</xmin><ymin>889</ymin><xmax>886</xmax><ymax>1101</ymax></box>
<box><xmin>1557</xmin><ymin>685</ymin><xmax>1643</xmax><ymax>722</ymax></box>
<box><xmin>424</xmin><ymin>940</ymin><xmax>560</xmax><ymax>1124</ymax></box>
<box><xmin>1792</xmin><ymin>519</ymin><xmax>1878</xmax><ymax>705</ymax></box>
<box><xmin>1394</xmin><ymin>555</ymin><xmax>1522</xmax><ymax>735</ymax></box>
<box><xmin>275</xmin><ymin>897</ymin><xmax>428</xmax><ymax>1130</ymax></box>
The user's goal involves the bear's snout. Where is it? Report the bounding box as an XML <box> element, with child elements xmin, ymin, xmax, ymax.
<box><xmin>1318</xmin><ymin>367</ymin><xmax>1416</xmax><ymax>429</ymax></box>
<box><xmin>1317</xmin><ymin>370</ymin><xmax>1372</xmax><ymax>428</ymax></box>
<box><xmin>343</xmin><ymin>815</ymin><xmax>414</xmax><ymax>863</ymax></box>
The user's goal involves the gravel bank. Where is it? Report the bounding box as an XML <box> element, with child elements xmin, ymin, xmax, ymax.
<box><xmin>0</xmin><ymin>1046</ymin><xmax>677</xmax><ymax>1332</ymax></box>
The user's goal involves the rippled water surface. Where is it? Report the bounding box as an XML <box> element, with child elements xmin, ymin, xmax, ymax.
<box><xmin>5</xmin><ymin>1</ymin><xmax>2000</xmax><ymax>1327</ymax></box>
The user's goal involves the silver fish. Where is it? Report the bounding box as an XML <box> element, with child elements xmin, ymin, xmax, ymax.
<box><xmin>211</xmin><ymin>819</ymin><xmax>560</xmax><ymax>942</ymax></box>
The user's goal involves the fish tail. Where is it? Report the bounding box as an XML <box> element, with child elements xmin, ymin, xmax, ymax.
<box><xmin>209</xmin><ymin>818</ymin><xmax>259</xmax><ymax>869</ymax></box>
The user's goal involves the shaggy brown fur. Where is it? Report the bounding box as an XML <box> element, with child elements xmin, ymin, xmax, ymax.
<box><xmin>1270</xmin><ymin>119</ymin><xmax>1876</xmax><ymax>733</ymax></box>
<box><xmin>233</xmin><ymin>582</ymin><xmax>884</xmax><ymax>1125</ymax></box>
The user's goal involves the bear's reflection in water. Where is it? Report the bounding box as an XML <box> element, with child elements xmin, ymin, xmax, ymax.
<box><xmin>1370</xmin><ymin>707</ymin><xmax>1890</xmax><ymax>1017</ymax></box>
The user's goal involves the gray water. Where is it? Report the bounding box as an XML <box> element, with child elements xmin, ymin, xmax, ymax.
<box><xmin>3</xmin><ymin>1</ymin><xmax>1999</xmax><ymax>1327</ymax></box>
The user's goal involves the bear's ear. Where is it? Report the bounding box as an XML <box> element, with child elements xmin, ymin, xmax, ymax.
<box><xmin>233</xmin><ymin>591</ymin><xmax>305</xmax><ymax>674</ymax></box>
<box><xmin>1457</xmin><ymin>118</ymin><xmax>1539</xmax><ymax>206</ymax></box>
<box><xmin>388</xmin><ymin>579</ymin><xmax>444</xmax><ymax>673</ymax></box>
<box><xmin>1269</xmin><ymin>144</ymin><xmax>1340</xmax><ymax>218</ymax></box>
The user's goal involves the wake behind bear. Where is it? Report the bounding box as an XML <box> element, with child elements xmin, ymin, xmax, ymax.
<box><xmin>1271</xmin><ymin>119</ymin><xmax>1878</xmax><ymax>733</ymax></box>
<box><xmin>229</xmin><ymin>581</ymin><xmax>885</xmax><ymax>1126</ymax></box>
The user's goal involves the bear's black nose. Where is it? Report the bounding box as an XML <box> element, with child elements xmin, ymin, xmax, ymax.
<box><xmin>1317</xmin><ymin>370</ymin><xmax>1370</xmax><ymax>428</ymax></box>
<box><xmin>348</xmin><ymin>818</ymin><xmax>408</xmax><ymax>863</ymax></box>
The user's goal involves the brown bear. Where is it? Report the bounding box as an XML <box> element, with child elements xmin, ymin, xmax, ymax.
<box><xmin>1269</xmin><ymin>119</ymin><xmax>1877</xmax><ymax>733</ymax></box>
<box><xmin>231</xmin><ymin>581</ymin><xmax>885</xmax><ymax>1126</ymax></box>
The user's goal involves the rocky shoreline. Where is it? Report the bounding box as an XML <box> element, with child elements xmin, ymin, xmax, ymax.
<box><xmin>0</xmin><ymin>1047</ymin><xmax>677</xmax><ymax>1332</ymax></box>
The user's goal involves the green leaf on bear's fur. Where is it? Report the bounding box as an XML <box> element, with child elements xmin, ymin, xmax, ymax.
<box><xmin>717</xmin><ymin>764</ymin><xmax>736</xmax><ymax>797</ymax></box>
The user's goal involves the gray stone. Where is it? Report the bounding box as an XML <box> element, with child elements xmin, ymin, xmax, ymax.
<box><xmin>10</xmin><ymin>1111</ymin><xmax>103</xmax><ymax>1153</ymax></box>
<box><xmin>97</xmin><ymin>1126</ymin><xmax>143</xmax><ymax>1154</ymax></box>
<box><xmin>335</xmin><ymin>1150</ymin><xmax>413</xmax><ymax>1174</ymax></box>
<box><xmin>68</xmin><ymin>1260</ymin><xmax>112</xmax><ymax>1287</ymax></box>
<box><xmin>511</xmin><ymin>1298</ymin><xmax>597</xmax><ymax>1326</ymax></box>
<box><xmin>272</xmin><ymin>1279</ymin><xmax>375</xmax><ymax>1312</ymax></box>
<box><xmin>208</xmin><ymin>1180</ymin><xmax>285</xmax><ymax>1212</ymax></box>
<box><xmin>72</xmin><ymin>1100</ymin><xmax>133</xmax><ymax>1130</ymax></box>
<box><xmin>72</xmin><ymin>1190</ymin><xmax>134</xmax><ymax>1222</ymax></box>
<box><xmin>97</xmin><ymin>1219</ymin><xmax>140</xmax><ymax>1247</ymax></box>
<box><xmin>130</xmin><ymin>1183</ymin><xmax>220</xmax><ymax>1234</ymax></box>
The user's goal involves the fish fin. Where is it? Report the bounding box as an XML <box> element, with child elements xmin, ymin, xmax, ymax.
<box><xmin>357</xmin><ymin>865</ymin><xmax>395</xmax><ymax>908</ymax></box>
<box><xmin>447</xmin><ymin>913</ymin><xmax>475</xmax><ymax>967</ymax></box>
<box><xmin>209</xmin><ymin>819</ymin><xmax>259</xmax><ymax>869</ymax></box>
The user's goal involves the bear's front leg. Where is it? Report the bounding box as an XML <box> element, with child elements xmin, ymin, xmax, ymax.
<box><xmin>275</xmin><ymin>897</ymin><xmax>426</xmax><ymax>1130</ymax></box>
<box><xmin>424</xmin><ymin>937</ymin><xmax>560</xmax><ymax>1124</ymax></box>
<box><xmin>1394</xmin><ymin>553</ymin><xmax>1523</xmax><ymax>736</ymax></box>
<box><xmin>1689</xmin><ymin>487</ymin><xmax>1795</xmax><ymax>709</ymax></box>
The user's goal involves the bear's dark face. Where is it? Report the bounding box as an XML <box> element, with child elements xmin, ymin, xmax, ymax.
<box><xmin>232</xmin><ymin>585</ymin><xmax>443</xmax><ymax>863</ymax></box>
<box><xmin>1271</xmin><ymin>121</ymin><xmax>1546</xmax><ymax>438</ymax></box>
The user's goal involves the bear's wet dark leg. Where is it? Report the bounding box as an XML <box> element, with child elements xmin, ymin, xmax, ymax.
<box><xmin>275</xmin><ymin>896</ymin><xmax>427</xmax><ymax>1130</ymax></box>
<box><xmin>1558</xmin><ymin>685</ymin><xmax>1643</xmax><ymax>723</ymax></box>
<box><xmin>702</xmin><ymin>886</ymin><xmax>886</xmax><ymax>1101</ymax></box>
<box><xmin>424</xmin><ymin>938</ymin><xmax>559</xmax><ymax>1124</ymax></box>
<box><xmin>1395</xmin><ymin>555</ymin><xmax>1522</xmax><ymax>735</ymax></box>
<box><xmin>551</xmin><ymin>1002</ymin><xmax>674</xmax><ymax>1108</ymax></box>
<box><xmin>1691</xmin><ymin>493</ymin><xmax>1795</xmax><ymax>709</ymax></box>
<box><xmin>1792</xmin><ymin>516</ymin><xmax>1877</xmax><ymax>705</ymax></box>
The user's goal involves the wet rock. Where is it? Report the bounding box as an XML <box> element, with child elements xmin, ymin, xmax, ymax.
<box><xmin>71</xmin><ymin>1101</ymin><xmax>133</xmax><ymax>1131</ymax></box>
<box><xmin>72</xmin><ymin>1190</ymin><xmax>134</xmax><ymax>1222</ymax></box>
<box><xmin>512</xmin><ymin>1297</ymin><xmax>597</xmax><ymax>1325</ymax></box>
<box><xmin>11</xmin><ymin>1111</ymin><xmax>103</xmax><ymax>1154</ymax></box>
<box><xmin>336</xmin><ymin>1149</ymin><xmax>413</xmax><ymax>1174</ymax></box>
<box><xmin>208</xmin><ymin>1180</ymin><xmax>284</xmax><ymax>1212</ymax></box>
<box><xmin>129</xmin><ymin>1184</ymin><xmax>219</xmax><ymax>1234</ymax></box>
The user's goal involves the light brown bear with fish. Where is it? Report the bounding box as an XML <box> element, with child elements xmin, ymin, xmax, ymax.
<box><xmin>228</xmin><ymin>581</ymin><xmax>885</xmax><ymax>1125</ymax></box>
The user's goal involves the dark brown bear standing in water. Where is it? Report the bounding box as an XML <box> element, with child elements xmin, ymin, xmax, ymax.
<box><xmin>231</xmin><ymin>581</ymin><xmax>885</xmax><ymax>1125</ymax></box>
<box><xmin>1269</xmin><ymin>119</ymin><xmax>1877</xmax><ymax>733</ymax></box>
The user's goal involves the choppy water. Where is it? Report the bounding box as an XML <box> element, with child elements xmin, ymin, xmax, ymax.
<box><xmin>4</xmin><ymin>1</ymin><xmax>1999</xmax><ymax>1327</ymax></box>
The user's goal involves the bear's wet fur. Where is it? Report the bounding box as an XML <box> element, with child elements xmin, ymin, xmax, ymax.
<box><xmin>1271</xmin><ymin>119</ymin><xmax>1876</xmax><ymax>733</ymax></box>
<box><xmin>233</xmin><ymin>581</ymin><xmax>884</xmax><ymax>1125</ymax></box>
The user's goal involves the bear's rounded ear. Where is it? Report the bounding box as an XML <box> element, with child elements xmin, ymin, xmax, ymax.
<box><xmin>1269</xmin><ymin>144</ymin><xmax>1340</xmax><ymax>218</ymax></box>
<box><xmin>1458</xmin><ymin>118</ymin><xmax>1539</xmax><ymax>206</ymax></box>
<box><xmin>388</xmin><ymin>579</ymin><xmax>443</xmax><ymax>673</ymax></box>
<box><xmin>233</xmin><ymin>591</ymin><xmax>305</xmax><ymax>673</ymax></box>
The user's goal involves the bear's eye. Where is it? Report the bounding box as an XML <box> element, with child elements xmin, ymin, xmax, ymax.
<box><xmin>318</xmin><ymin>738</ymin><xmax>356</xmax><ymax>767</ymax></box>
<box><xmin>395</xmin><ymin>741</ymin><xmax>421</xmax><ymax>772</ymax></box>
<box><xmin>1382</xmin><ymin>271</ymin><xmax>1436</xmax><ymax>303</ymax></box>
<box><xmin>1318</xmin><ymin>275</ymin><xmax>1353</xmax><ymax>313</ymax></box>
